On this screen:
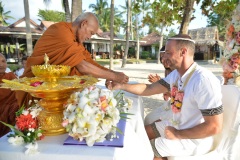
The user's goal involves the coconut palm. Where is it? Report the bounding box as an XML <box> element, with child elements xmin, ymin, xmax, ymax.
<box><xmin>43</xmin><ymin>0</ymin><xmax>81</xmax><ymax>22</ymax></box>
<box><xmin>23</xmin><ymin>0</ymin><xmax>33</xmax><ymax>56</ymax></box>
<box><xmin>89</xmin><ymin>0</ymin><xmax>108</xmax><ymax>16</ymax></box>
<box><xmin>71</xmin><ymin>0</ymin><xmax>82</xmax><ymax>21</ymax></box>
<box><xmin>109</xmin><ymin>0</ymin><xmax>114</xmax><ymax>70</ymax></box>
<box><xmin>121</xmin><ymin>0</ymin><xmax>131</xmax><ymax>68</ymax></box>
<box><xmin>0</xmin><ymin>1</ymin><xmax>14</xmax><ymax>26</ymax></box>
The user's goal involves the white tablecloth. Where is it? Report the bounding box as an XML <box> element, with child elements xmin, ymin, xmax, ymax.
<box><xmin>0</xmin><ymin>82</ymin><xmax>154</xmax><ymax>160</ymax></box>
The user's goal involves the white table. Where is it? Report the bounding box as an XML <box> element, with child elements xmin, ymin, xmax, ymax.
<box><xmin>0</xmin><ymin>83</ymin><xmax>154</xmax><ymax>160</ymax></box>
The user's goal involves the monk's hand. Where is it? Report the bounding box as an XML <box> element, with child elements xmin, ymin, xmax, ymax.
<box><xmin>164</xmin><ymin>126</ymin><xmax>179</xmax><ymax>140</ymax></box>
<box><xmin>114</xmin><ymin>72</ymin><xmax>129</xmax><ymax>83</ymax></box>
<box><xmin>105</xmin><ymin>79</ymin><xmax>113</xmax><ymax>90</ymax></box>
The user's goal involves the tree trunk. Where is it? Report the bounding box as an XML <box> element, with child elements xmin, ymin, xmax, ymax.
<box><xmin>71</xmin><ymin>0</ymin><xmax>82</xmax><ymax>22</ymax></box>
<box><xmin>63</xmin><ymin>0</ymin><xmax>71</xmax><ymax>22</ymax></box>
<box><xmin>157</xmin><ymin>26</ymin><xmax>164</xmax><ymax>64</ymax></box>
<box><xmin>135</xmin><ymin>12</ymin><xmax>139</xmax><ymax>61</ymax></box>
<box><xmin>179</xmin><ymin>0</ymin><xmax>195</xmax><ymax>34</ymax></box>
<box><xmin>121</xmin><ymin>0</ymin><xmax>131</xmax><ymax>68</ymax></box>
<box><xmin>23</xmin><ymin>0</ymin><xmax>33</xmax><ymax>56</ymax></box>
<box><xmin>109</xmin><ymin>0</ymin><xmax>114</xmax><ymax>70</ymax></box>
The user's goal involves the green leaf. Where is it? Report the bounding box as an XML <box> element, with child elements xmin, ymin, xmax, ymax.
<box><xmin>0</xmin><ymin>121</ymin><xmax>25</xmax><ymax>137</ymax></box>
<box><xmin>15</xmin><ymin>105</ymin><xmax>25</xmax><ymax>117</ymax></box>
<box><xmin>113</xmin><ymin>126</ymin><xmax>124</xmax><ymax>135</ymax></box>
<box><xmin>120</xmin><ymin>112</ymin><xmax>134</xmax><ymax>115</ymax></box>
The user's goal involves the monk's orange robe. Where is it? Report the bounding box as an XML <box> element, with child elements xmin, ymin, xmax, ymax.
<box><xmin>0</xmin><ymin>72</ymin><xmax>19</xmax><ymax>137</ymax></box>
<box><xmin>16</xmin><ymin>22</ymin><xmax>108</xmax><ymax>106</ymax></box>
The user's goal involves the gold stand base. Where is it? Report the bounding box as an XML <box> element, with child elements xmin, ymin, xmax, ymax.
<box><xmin>37</xmin><ymin>98</ymin><xmax>68</xmax><ymax>136</ymax></box>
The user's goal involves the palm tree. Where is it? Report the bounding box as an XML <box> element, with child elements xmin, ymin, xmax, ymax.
<box><xmin>71</xmin><ymin>0</ymin><xmax>82</xmax><ymax>21</ymax></box>
<box><xmin>109</xmin><ymin>0</ymin><xmax>114</xmax><ymax>70</ymax></box>
<box><xmin>0</xmin><ymin>1</ymin><xmax>14</xmax><ymax>26</ymax></box>
<box><xmin>63</xmin><ymin>0</ymin><xmax>71</xmax><ymax>22</ymax></box>
<box><xmin>23</xmin><ymin>0</ymin><xmax>33</xmax><ymax>56</ymax></box>
<box><xmin>121</xmin><ymin>0</ymin><xmax>131</xmax><ymax>68</ymax></box>
<box><xmin>89</xmin><ymin>0</ymin><xmax>108</xmax><ymax>18</ymax></box>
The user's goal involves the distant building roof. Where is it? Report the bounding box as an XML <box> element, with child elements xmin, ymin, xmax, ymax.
<box><xmin>188</xmin><ymin>26</ymin><xmax>224</xmax><ymax>46</ymax></box>
<box><xmin>0</xmin><ymin>17</ymin><xmax>43</xmax><ymax>38</ymax></box>
<box><xmin>140</xmin><ymin>32</ymin><xmax>161</xmax><ymax>46</ymax></box>
<box><xmin>40</xmin><ymin>21</ymin><xmax>56</xmax><ymax>30</ymax></box>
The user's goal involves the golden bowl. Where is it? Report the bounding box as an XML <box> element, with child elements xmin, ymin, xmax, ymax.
<box><xmin>31</xmin><ymin>65</ymin><xmax>70</xmax><ymax>79</ymax></box>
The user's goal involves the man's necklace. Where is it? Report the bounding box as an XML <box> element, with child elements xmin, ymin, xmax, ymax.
<box><xmin>170</xmin><ymin>64</ymin><xmax>197</xmax><ymax>113</ymax></box>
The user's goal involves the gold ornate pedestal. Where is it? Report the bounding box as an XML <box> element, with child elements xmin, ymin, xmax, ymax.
<box><xmin>1</xmin><ymin>54</ymin><xmax>98</xmax><ymax>136</ymax></box>
<box><xmin>30</xmin><ymin>89</ymin><xmax>79</xmax><ymax>136</ymax></box>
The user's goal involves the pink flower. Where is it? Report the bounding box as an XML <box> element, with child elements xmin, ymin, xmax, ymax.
<box><xmin>30</xmin><ymin>81</ymin><xmax>43</xmax><ymax>87</ymax></box>
<box><xmin>230</xmin><ymin>62</ymin><xmax>239</xmax><ymax>70</ymax></box>
<box><xmin>171</xmin><ymin>105</ymin><xmax>180</xmax><ymax>113</ymax></box>
<box><xmin>236</xmin><ymin>31</ymin><xmax>240</xmax><ymax>44</ymax></box>
<box><xmin>174</xmin><ymin>92</ymin><xmax>184</xmax><ymax>101</ymax></box>
<box><xmin>171</xmin><ymin>86</ymin><xmax>178</xmax><ymax>97</ymax></box>
<box><xmin>222</xmin><ymin>61</ymin><xmax>234</xmax><ymax>72</ymax></box>
<box><xmin>62</xmin><ymin>119</ymin><xmax>69</xmax><ymax>127</ymax></box>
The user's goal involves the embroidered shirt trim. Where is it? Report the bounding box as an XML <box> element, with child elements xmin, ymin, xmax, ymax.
<box><xmin>158</xmin><ymin>79</ymin><xmax>170</xmax><ymax>91</ymax></box>
<box><xmin>200</xmin><ymin>105</ymin><xmax>223</xmax><ymax>116</ymax></box>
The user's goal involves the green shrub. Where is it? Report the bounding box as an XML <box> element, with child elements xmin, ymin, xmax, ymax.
<box><xmin>141</xmin><ymin>51</ymin><xmax>150</xmax><ymax>59</ymax></box>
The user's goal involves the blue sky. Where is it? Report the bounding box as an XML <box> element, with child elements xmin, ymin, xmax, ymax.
<box><xmin>2</xmin><ymin>0</ymin><xmax>208</xmax><ymax>34</ymax></box>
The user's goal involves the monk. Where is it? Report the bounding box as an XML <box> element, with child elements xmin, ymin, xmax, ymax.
<box><xmin>0</xmin><ymin>53</ymin><xmax>19</xmax><ymax>137</ymax></box>
<box><xmin>16</xmin><ymin>12</ymin><xmax>129</xmax><ymax>106</ymax></box>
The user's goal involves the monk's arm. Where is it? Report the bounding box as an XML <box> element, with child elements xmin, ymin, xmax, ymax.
<box><xmin>76</xmin><ymin>60</ymin><xmax>119</xmax><ymax>80</ymax></box>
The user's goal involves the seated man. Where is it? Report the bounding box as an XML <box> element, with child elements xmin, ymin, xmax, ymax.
<box><xmin>145</xmin><ymin>46</ymin><xmax>173</xmax><ymax>125</ymax></box>
<box><xmin>16</xmin><ymin>12</ymin><xmax>129</xmax><ymax>106</ymax></box>
<box><xmin>0</xmin><ymin>53</ymin><xmax>19</xmax><ymax>137</ymax></box>
<box><xmin>107</xmin><ymin>34</ymin><xmax>223</xmax><ymax>160</ymax></box>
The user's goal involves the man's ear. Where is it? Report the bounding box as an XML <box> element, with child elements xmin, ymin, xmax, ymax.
<box><xmin>79</xmin><ymin>20</ymin><xmax>87</xmax><ymax>28</ymax></box>
<box><xmin>181</xmin><ymin>48</ymin><xmax>187</xmax><ymax>56</ymax></box>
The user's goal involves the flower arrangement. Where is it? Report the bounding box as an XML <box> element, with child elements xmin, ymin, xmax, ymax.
<box><xmin>170</xmin><ymin>85</ymin><xmax>184</xmax><ymax>113</ymax></box>
<box><xmin>0</xmin><ymin>100</ymin><xmax>43</xmax><ymax>155</ymax></box>
<box><xmin>221</xmin><ymin>2</ymin><xmax>240</xmax><ymax>86</ymax></box>
<box><xmin>62</xmin><ymin>86</ymin><xmax>132</xmax><ymax>146</ymax></box>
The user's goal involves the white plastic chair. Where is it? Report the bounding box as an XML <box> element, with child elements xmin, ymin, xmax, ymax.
<box><xmin>168</xmin><ymin>85</ymin><xmax>240</xmax><ymax>160</ymax></box>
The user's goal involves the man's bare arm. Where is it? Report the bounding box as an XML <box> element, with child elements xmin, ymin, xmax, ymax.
<box><xmin>165</xmin><ymin>113</ymin><xmax>223</xmax><ymax>139</ymax></box>
<box><xmin>108</xmin><ymin>81</ymin><xmax>169</xmax><ymax>96</ymax></box>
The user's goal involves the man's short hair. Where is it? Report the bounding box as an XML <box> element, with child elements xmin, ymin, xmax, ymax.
<box><xmin>168</xmin><ymin>34</ymin><xmax>195</xmax><ymax>55</ymax></box>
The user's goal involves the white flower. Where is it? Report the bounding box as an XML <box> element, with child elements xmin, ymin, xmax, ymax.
<box><xmin>8</xmin><ymin>136</ymin><xmax>24</xmax><ymax>145</ymax></box>
<box><xmin>66</xmin><ymin>104</ymin><xmax>76</xmax><ymax>112</ymax></box>
<box><xmin>25</xmin><ymin>143</ymin><xmax>39</xmax><ymax>155</ymax></box>
<box><xmin>22</xmin><ymin>110</ymin><xmax>29</xmax><ymax>116</ymax></box>
<box><xmin>63</xmin><ymin>86</ymin><xmax>132</xmax><ymax>146</ymax></box>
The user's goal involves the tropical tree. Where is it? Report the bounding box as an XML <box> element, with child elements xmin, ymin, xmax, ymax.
<box><xmin>89</xmin><ymin>0</ymin><xmax>108</xmax><ymax>16</ymax></box>
<box><xmin>89</xmin><ymin>0</ymin><xmax>123</xmax><ymax>34</ymax></box>
<box><xmin>0</xmin><ymin>1</ymin><xmax>14</xmax><ymax>26</ymax></box>
<box><xmin>109</xmin><ymin>0</ymin><xmax>114</xmax><ymax>70</ymax></box>
<box><xmin>63</xmin><ymin>0</ymin><xmax>71</xmax><ymax>22</ymax></box>
<box><xmin>43</xmin><ymin>0</ymin><xmax>82</xmax><ymax>22</ymax></box>
<box><xmin>206</xmin><ymin>0</ymin><xmax>239</xmax><ymax>40</ymax></box>
<box><xmin>23</xmin><ymin>0</ymin><xmax>33</xmax><ymax>56</ymax></box>
<box><xmin>71</xmin><ymin>0</ymin><xmax>82</xmax><ymax>21</ymax></box>
<box><xmin>38</xmin><ymin>9</ymin><xmax>65</xmax><ymax>22</ymax></box>
<box><xmin>121</xmin><ymin>0</ymin><xmax>131</xmax><ymax>68</ymax></box>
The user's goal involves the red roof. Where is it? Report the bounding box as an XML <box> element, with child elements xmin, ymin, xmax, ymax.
<box><xmin>140</xmin><ymin>32</ymin><xmax>161</xmax><ymax>46</ymax></box>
